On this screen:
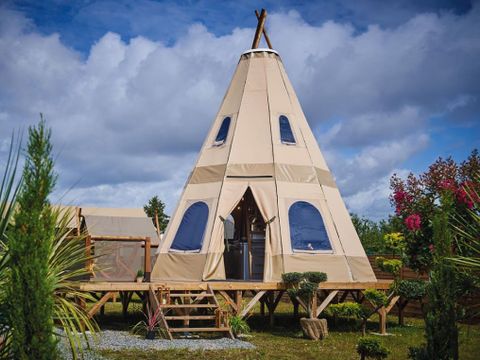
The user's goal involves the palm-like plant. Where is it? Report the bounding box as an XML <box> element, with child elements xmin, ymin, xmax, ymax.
<box><xmin>450</xmin><ymin>177</ymin><xmax>480</xmax><ymax>269</ymax></box>
<box><xmin>49</xmin><ymin>207</ymin><xmax>98</xmax><ymax>358</ymax></box>
<box><xmin>0</xmin><ymin>136</ymin><xmax>22</xmax><ymax>357</ymax></box>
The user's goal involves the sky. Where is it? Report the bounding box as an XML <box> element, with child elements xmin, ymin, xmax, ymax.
<box><xmin>1</xmin><ymin>0</ymin><xmax>479</xmax><ymax>221</ymax></box>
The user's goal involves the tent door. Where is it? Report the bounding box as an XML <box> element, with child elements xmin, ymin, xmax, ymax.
<box><xmin>224</xmin><ymin>188</ymin><xmax>265</xmax><ymax>281</ymax></box>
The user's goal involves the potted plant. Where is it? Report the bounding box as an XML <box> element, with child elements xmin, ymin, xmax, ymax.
<box><xmin>282</xmin><ymin>271</ymin><xmax>328</xmax><ymax>340</ymax></box>
<box><xmin>136</xmin><ymin>269</ymin><xmax>144</xmax><ymax>283</ymax></box>
<box><xmin>132</xmin><ymin>304</ymin><xmax>163</xmax><ymax>340</ymax></box>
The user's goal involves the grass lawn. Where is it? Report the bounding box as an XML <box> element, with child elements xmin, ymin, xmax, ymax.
<box><xmin>94</xmin><ymin>297</ymin><xmax>480</xmax><ymax>360</ymax></box>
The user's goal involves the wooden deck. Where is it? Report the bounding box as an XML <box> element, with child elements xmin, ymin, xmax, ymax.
<box><xmin>76</xmin><ymin>279</ymin><xmax>397</xmax><ymax>337</ymax></box>
<box><xmin>77</xmin><ymin>280</ymin><xmax>392</xmax><ymax>292</ymax></box>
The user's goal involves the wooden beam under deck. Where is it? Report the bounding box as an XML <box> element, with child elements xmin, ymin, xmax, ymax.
<box><xmin>76</xmin><ymin>280</ymin><xmax>392</xmax><ymax>292</ymax></box>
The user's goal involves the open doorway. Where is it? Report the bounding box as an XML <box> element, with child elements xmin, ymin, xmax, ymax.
<box><xmin>224</xmin><ymin>188</ymin><xmax>266</xmax><ymax>281</ymax></box>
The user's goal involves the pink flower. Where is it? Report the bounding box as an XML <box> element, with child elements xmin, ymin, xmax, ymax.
<box><xmin>439</xmin><ymin>179</ymin><xmax>456</xmax><ymax>192</ymax></box>
<box><xmin>429</xmin><ymin>244</ymin><xmax>435</xmax><ymax>253</ymax></box>
<box><xmin>405</xmin><ymin>214</ymin><xmax>421</xmax><ymax>231</ymax></box>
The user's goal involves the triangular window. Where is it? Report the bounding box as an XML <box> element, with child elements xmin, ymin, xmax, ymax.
<box><xmin>213</xmin><ymin>116</ymin><xmax>231</xmax><ymax>146</ymax></box>
<box><xmin>279</xmin><ymin>115</ymin><xmax>296</xmax><ymax>144</ymax></box>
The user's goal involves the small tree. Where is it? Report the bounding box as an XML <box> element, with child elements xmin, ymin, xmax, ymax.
<box><xmin>424</xmin><ymin>212</ymin><xmax>459</xmax><ymax>360</ymax></box>
<box><xmin>7</xmin><ymin>119</ymin><xmax>58</xmax><ymax>359</ymax></box>
<box><xmin>282</xmin><ymin>272</ymin><xmax>327</xmax><ymax>318</ymax></box>
<box><xmin>143</xmin><ymin>195</ymin><xmax>169</xmax><ymax>232</ymax></box>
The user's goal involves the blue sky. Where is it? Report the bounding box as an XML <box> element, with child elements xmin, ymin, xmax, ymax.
<box><xmin>1</xmin><ymin>0</ymin><xmax>479</xmax><ymax>220</ymax></box>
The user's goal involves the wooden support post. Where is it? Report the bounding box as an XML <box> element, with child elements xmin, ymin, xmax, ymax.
<box><xmin>397</xmin><ymin>298</ymin><xmax>409</xmax><ymax>326</ymax></box>
<box><xmin>120</xmin><ymin>291</ymin><xmax>133</xmax><ymax>319</ymax></box>
<box><xmin>255</xmin><ymin>9</ymin><xmax>273</xmax><ymax>49</ymax></box>
<box><xmin>268</xmin><ymin>291</ymin><xmax>275</xmax><ymax>326</ymax></box>
<box><xmin>251</xmin><ymin>9</ymin><xmax>267</xmax><ymax>49</ymax></box>
<box><xmin>311</xmin><ymin>290</ymin><xmax>318</xmax><ymax>318</ymax></box>
<box><xmin>293</xmin><ymin>298</ymin><xmax>299</xmax><ymax>319</ymax></box>
<box><xmin>144</xmin><ymin>237</ymin><xmax>151</xmax><ymax>282</ymax></box>
<box><xmin>85</xmin><ymin>235</ymin><xmax>92</xmax><ymax>277</ymax></box>
<box><xmin>378</xmin><ymin>307</ymin><xmax>387</xmax><ymax>335</ymax></box>
<box><xmin>260</xmin><ymin>299</ymin><xmax>265</xmax><ymax>316</ymax></box>
<box><xmin>235</xmin><ymin>290</ymin><xmax>242</xmax><ymax>316</ymax></box>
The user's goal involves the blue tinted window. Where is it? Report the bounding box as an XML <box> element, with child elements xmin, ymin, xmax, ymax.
<box><xmin>289</xmin><ymin>201</ymin><xmax>332</xmax><ymax>251</ymax></box>
<box><xmin>170</xmin><ymin>202</ymin><xmax>209</xmax><ymax>251</ymax></box>
<box><xmin>279</xmin><ymin>115</ymin><xmax>296</xmax><ymax>144</ymax></box>
<box><xmin>214</xmin><ymin>117</ymin><xmax>231</xmax><ymax>145</ymax></box>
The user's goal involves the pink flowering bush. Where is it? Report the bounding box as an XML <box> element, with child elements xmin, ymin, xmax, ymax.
<box><xmin>390</xmin><ymin>149</ymin><xmax>480</xmax><ymax>272</ymax></box>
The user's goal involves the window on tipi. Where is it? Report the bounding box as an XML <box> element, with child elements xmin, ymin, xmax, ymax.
<box><xmin>214</xmin><ymin>116</ymin><xmax>231</xmax><ymax>145</ymax></box>
<box><xmin>288</xmin><ymin>201</ymin><xmax>332</xmax><ymax>251</ymax></box>
<box><xmin>279</xmin><ymin>115</ymin><xmax>296</xmax><ymax>144</ymax></box>
<box><xmin>170</xmin><ymin>201</ymin><xmax>209</xmax><ymax>251</ymax></box>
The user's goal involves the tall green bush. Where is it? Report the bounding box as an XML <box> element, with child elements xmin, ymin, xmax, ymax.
<box><xmin>423</xmin><ymin>212</ymin><xmax>458</xmax><ymax>359</ymax></box>
<box><xmin>7</xmin><ymin>120</ymin><xmax>58</xmax><ymax>359</ymax></box>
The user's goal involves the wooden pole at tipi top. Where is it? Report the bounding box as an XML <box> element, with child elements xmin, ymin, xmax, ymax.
<box><xmin>251</xmin><ymin>9</ymin><xmax>267</xmax><ymax>49</ymax></box>
<box><xmin>255</xmin><ymin>9</ymin><xmax>273</xmax><ymax>49</ymax></box>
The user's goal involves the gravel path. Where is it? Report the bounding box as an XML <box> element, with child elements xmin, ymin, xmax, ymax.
<box><xmin>58</xmin><ymin>330</ymin><xmax>255</xmax><ymax>359</ymax></box>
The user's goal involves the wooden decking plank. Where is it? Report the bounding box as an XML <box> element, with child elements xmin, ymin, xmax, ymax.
<box><xmin>77</xmin><ymin>280</ymin><xmax>392</xmax><ymax>292</ymax></box>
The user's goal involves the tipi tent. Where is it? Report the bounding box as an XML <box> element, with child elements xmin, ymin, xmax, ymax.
<box><xmin>151</xmin><ymin>11</ymin><xmax>376</xmax><ymax>284</ymax></box>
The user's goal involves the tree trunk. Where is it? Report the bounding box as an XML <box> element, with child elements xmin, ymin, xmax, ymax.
<box><xmin>300</xmin><ymin>318</ymin><xmax>328</xmax><ymax>340</ymax></box>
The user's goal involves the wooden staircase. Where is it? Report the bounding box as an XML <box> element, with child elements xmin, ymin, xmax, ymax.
<box><xmin>149</xmin><ymin>285</ymin><xmax>233</xmax><ymax>339</ymax></box>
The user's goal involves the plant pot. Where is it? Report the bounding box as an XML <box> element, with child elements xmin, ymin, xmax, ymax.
<box><xmin>300</xmin><ymin>317</ymin><xmax>328</xmax><ymax>340</ymax></box>
<box><xmin>145</xmin><ymin>330</ymin><xmax>155</xmax><ymax>340</ymax></box>
<box><xmin>136</xmin><ymin>277</ymin><xmax>143</xmax><ymax>283</ymax></box>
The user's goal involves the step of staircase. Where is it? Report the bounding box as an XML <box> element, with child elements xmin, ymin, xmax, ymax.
<box><xmin>149</xmin><ymin>284</ymin><xmax>233</xmax><ymax>339</ymax></box>
<box><xmin>159</xmin><ymin>304</ymin><xmax>217</xmax><ymax>308</ymax></box>
<box><xmin>169</xmin><ymin>293</ymin><xmax>214</xmax><ymax>298</ymax></box>
<box><xmin>169</xmin><ymin>327</ymin><xmax>231</xmax><ymax>333</ymax></box>
<box><xmin>164</xmin><ymin>315</ymin><xmax>216</xmax><ymax>320</ymax></box>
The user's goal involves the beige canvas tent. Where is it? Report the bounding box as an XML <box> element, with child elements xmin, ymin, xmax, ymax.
<box><xmin>58</xmin><ymin>205</ymin><xmax>161</xmax><ymax>281</ymax></box>
<box><xmin>151</xmin><ymin>19</ymin><xmax>376</xmax><ymax>284</ymax></box>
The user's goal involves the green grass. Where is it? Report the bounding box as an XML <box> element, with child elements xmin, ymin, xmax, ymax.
<box><xmin>93</xmin><ymin>297</ymin><xmax>480</xmax><ymax>360</ymax></box>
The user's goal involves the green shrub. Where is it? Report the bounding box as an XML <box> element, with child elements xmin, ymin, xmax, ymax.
<box><xmin>363</xmin><ymin>289</ymin><xmax>388</xmax><ymax>308</ymax></box>
<box><xmin>281</xmin><ymin>272</ymin><xmax>303</xmax><ymax>285</ymax></box>
<box><xmin>375</xmin><ymin>257</ymin><xmax>402</xmax><ymax>276</ymax></box>
<box><xmin>357</xmin><ymin>337</ymin><xmax>389</xmax><ymax>360</ymax></box>
<box><xmin>326</xmin><ymin>302</ymin><xmax>362</xmax><ymax>318</ymax></box>
<box><xmin>304</xmin><ymin>271</ymin><xmax>328</xmax><ymax>284</ymax></box>
<box><xmin>391</xmin><ymin>280</ymin><xmax>426</xmax><ymax>301</ymax></box>
<box><xmin>229</xmin><ymin>315</ymin><xmax>250</xmax><ymax>337</ymax></box>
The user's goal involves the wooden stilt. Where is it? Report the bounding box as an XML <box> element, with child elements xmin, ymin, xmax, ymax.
<box><xmin>260</xmin><ymin>299</ymin><xmax>265</xmax><ymax>316</ymax></box>
<box><xmin>235</xmin><ymin>290</ymin><xmax>243</xmax><ymax>316</ymax></box>
<box><xmin>267</xmin><ymin>291</ymin><xmax>275</xmax><ymax>326</ymax></box>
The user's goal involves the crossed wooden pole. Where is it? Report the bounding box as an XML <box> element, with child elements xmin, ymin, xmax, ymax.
<box><xmin>251</xmin><ymin>9</ymin><xmax>273</xmax><ymax>49</ymax></box>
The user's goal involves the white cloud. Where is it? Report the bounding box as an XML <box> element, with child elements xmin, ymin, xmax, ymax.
<box><xmin>0</xmin><ymin>6</ymin><xmax>479</xmax><ymax>219</ymax></box>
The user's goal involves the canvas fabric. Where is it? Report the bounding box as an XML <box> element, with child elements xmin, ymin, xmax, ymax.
<box><xmin>151</xmin><ymin>50</ymin><xmax>376</xmax><ymax>283</ymax></box>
